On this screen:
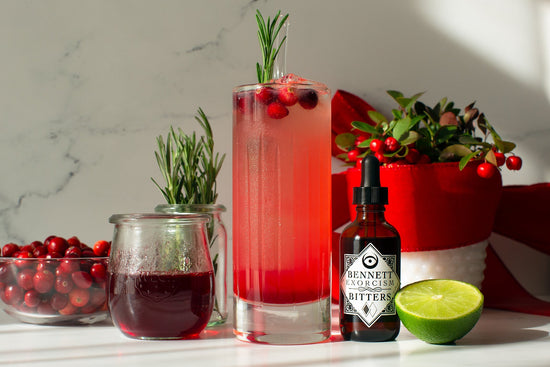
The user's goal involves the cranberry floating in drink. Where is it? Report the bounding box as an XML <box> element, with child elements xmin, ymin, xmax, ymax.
<box><xmin>108</xmin><ymin>213</ymin><xmax>214</xmax><ymax>340</ymax></box>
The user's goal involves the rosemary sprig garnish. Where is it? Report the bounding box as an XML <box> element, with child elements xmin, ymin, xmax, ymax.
<box><xmin>152</xmin><ymin>108</ymin><xmax>226</xmax><ymax>205</ymax></box>
<box><xmin>256</xmin><ymin>10</ymin><xmax>289</xmax><ymax>83</ymax></box>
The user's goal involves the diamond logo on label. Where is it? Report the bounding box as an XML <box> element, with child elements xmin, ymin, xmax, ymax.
<box><xmin>341</xmin><ymin>243</ymin><xmax>400</xmax><ymax>327</ymax></box>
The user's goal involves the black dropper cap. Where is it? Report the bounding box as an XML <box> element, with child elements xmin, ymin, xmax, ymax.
<box><xmin>352</xmin><ymin>155</ymin><xmax>388</xmax><ymax>205</ymax></box>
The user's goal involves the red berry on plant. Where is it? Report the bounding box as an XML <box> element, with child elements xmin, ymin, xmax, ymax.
<box><xmin>93</xmin><ymin>240</ymin><xmax>110</xmax><ymax>257</ymax></box>
<box><xmin>506</xmin><ymin>156</ymin><xmax>522</xmax><ymax>170</ymax></box>
<box><xmin>297</xmin><ymin>89</ymin><xmax>318</xmax><ymax>109</ymax></box>
<box><xmin>375</xmin><ymin>152</ymin><xmax>388</xmax><ymax>164</ymax></box>
<box><xmin>48</xmin><ymin>237</ymin><xmax>68</xmax><ymax>255</ymax></box>
<box><xmin>477</xmin><ymin>162</ymin><xmax>497</xmax><ymax>179</ymax></box>
<box><xmin>347</xmin><ymin>149</ymin><xmax>359</xmax><ymax>162</ymax></box>
<box><xmin>369</xmin><ymin>139</ymin><xmax>384</xmax><ymax>153</ymax></box>
<box><xmin>384</xmin><ymin>137</ymin><xmax>400</xmax><ymax>153</ymax></box>
<box><xmin>33</xmin><ymin>270</ymin><xmax>55</xmax><ymax>294</ymax></box>
<box><xmin>355</xmin><ymin>136</ymin><xmax>367</xmax><ymax>147</ymax></box>
<box><xmin>267</xmin><ymin>102</ymin><xmax>289</xmax><ymax>119</ymax></box>
<box><xmin>278</xmin><ymin>87</ymin><xmax>298</xmax><ymax>106</ymax></box>
<box><xmin>405</xmin><ymin>148</ymin><xmax>421</xmax><ymax>164</ymax></box>
<box><xmin>418</xmin><ymin>154</ymin><xmax>431</xmax><ymax>164</ymax></box>
<box><xmin>494</xmin><ymin>152</ymin><xmax>506</xmax><ymax>167</ymax></box>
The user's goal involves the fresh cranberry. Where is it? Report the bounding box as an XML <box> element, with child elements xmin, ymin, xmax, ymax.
<box><xmin>47</xmin><ymin>237</ymin><xmax>68</xmax><ymax>255</ymax></box>
<box><xmin>36</xmin><ymin>259</ymin><xmax>55</xmax><ymax>273</ymax></box>
<box><xmin>297</xmin><ymin>89</ymin><xmax>318</xmax><ymax>109</ymax></box>
<box><xmin>477</xmin><ymin>162</ymin><xmax>497</xmax><ymax>179</ymax></box>
<box><xmin>69</xmin><ymin>288</ymin><xmax>90</xmax><ymax>307</ymax></box>
<box><xmin>405</xmin><ymin>148</ymin><xmax>420</xmax><ymax>164</ymax></box>
<box><xmin>494</xmin><ymin>152</ymin><xmax>506</xmax><ymax>167</ymax></box>
<box><xmin>55</xmin><ymin>274</ymin><xmax>74</xmax><ymax>294</ymax></box>
<box><xmin>347</xmin><ymin>149</ymin><xmax>359</xmax><ymax>162</ymax></box>
<box><xmin>43</xmin><ymin>235</ymin><xmax>57</xmax><ymax>247</ymax></box>
<box><xmin>17</xmin><ymin>268</ymin><xmax>35</xmax><ymax>290</ymax></box>
<box><xmin>4</xmin><ymin>285</ymin><xmax>23</xmax><ymax>305</ymax></box>
<box><xmin>33</xmin><ymin>270</ymin><xmax>55</xmax><ymax>294</ymax></box>
<box><xmin>71</xmin><ymin>271</ymin><xmax>92</xmax><ymax>289</ymax></box>
<box><xmin>29</xmin><ymin>241</ymin><xmax>43</xmax><ymax>250</ymax></box>
<box><xmin>50</xmin><ymin>293</ymin><xmax>69</xmax><ymax>311</ymax></box>
<box><xmin>37</xmin><ymin>302</ymin><xmax>55</xmax><ymax>315</ymax></box>
<box><xmin>89</xmin><ymin>287</ymin><xmax>106</xmax><ymax>307</ymax></box>
<box><xmin>384</xmin><ymin>137</ymin><xmax>400</xmax><ymax>153</ymax></box>
<box><xmin>255</xmin><ymin>86</ymin><xmax>275</xmax><ymax>104</ymax></box>
<box><xmin>2</xmin><ymin>243</ymin><xmax>19</xmax><ymax>257</ymax></box>
<box><xmin>58</xmin><ymin>302</ymin><xmax>78</xmax><ymax>315</ymax></box>
<box><xmin>20</xmin><ymin>245</ymin><xmax>33</xmax><ymax>253</ymax></box>
<box><xmin>93</xmin><ymin>241</ymin><xmax>110</xmax><ymax>257</ymax></box>
<box><xmin>24</xmin><ymin>290</ymin><xmax>41</xmax><ymax>308</ymax></box>
<box><xmin>506</xmin><ymin>156</ymin><xmax>522</xmax><ymax>170</ymax></box>
<box><xmin>266</xmin><ymin>101</ymin><xmax>289</xmax><ymax>119</ymax></box>
<box><xmin>0</xmin><ymin>264</ymin><xmax>14</xmax><ymax>283</ymax></box>
<box><xmin>45</xmin><ymin>252</ymin><xmax>63</xmax><ymax>259</ymax></box>
<box><xmin>32</xmin><ymin>245</ymin><xmax>48</xmax><ymax>258</ymax></box>
<box><xmin>15</xmin><ymin>251</ymin><xmax>34</xmax><ymax>268</ymax></box>
<box><xmin>56</xmin><ymin>259</ymin><xmax>79</xmax><ymax>275</ymax></box>
<box><xmin>67</xmin><ymin>236</ymin><xmax>81</xmax><ymax>248</ymax></box>
<box><xmin>235</xmin><ymin>91</ymin><xmax>254</xmax><ymax>113</ymax></box>
<box><xmin>81</xmin><ymin>304</ymin><xmax>98</xmax><ymax>314</ymax></box>
<box><xmin>64</xmin><ymin>246</ymin><xmax>82</xmax><ymax>258</ymax></box>
<box><xmin>90</xmin><ymin>263</ymin><xmax>107</xmax><ymax>282</ymax></box>
<box><xmin>81</xmin><ymin>249</ymin><xmax>95</xmax><ymax>258</ymax></box>
<box><xmin>277</xmin><ymin>87</ymin><xmax>298</xmax><ymax>106</ymax></box>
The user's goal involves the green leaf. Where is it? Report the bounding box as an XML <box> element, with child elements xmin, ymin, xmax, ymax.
<box><xmin>459</xmin><ymin>151</ymin><xmax>480</xmax><ymax>170</ymax></box>
<box><xmin>335</xmin><ymin>133</ymin><xmax>356</xmax><ymax>150</ymax></box>
<box><xmin>399</xmin><ymin>130</ymin><xmax>420</xmax><ymax>146</ymax></box>
<box><xmin>485</xmin><ymin>149</ymin><xmax>498</xmax><ymax>166</ymax></box>
<box><xmin>387</xmin><ymin>90</ymin><xmax>403</xmax><ymax>101</ymax></box>
<box><xmin>440</xmin><ymin>144</ymin><xmax>473</xmax><ymax>161</ymax></box>
<box><xmin>459</xmin><ymin>135</ymin><xmax>482</xmax><ymax>145</ymax></box>
<box><xmin>501</xmin><ymin>140</ymin><xmax>516</xmax><ymax>154</ymax></box>
<box><xmin>392</xmin><ymin>118</ymin><xmax>411</xmax><ymax>141</ymax></box>
<box><xmin>367</xmin><ymin>110</ymin><xmax>387</xmax><ymax>124</ymax></box>
<box><xmin>351</xmin><ymin>121</ymin><xmax>378</xmax><ymax>135</ymax></box>
<box><xmin>435</xmin><ymin>125</ymin><xmax>458</xmax><ymax>144</ymax></box>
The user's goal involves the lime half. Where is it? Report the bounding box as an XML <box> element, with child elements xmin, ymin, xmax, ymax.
<box><xmin>395</xmin><ymin>279</ymin><xmax>484</xmax><ymax>344</ymax></box>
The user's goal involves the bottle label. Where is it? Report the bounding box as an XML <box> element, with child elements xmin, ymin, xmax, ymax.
<box><xmin>340</xmin><ymin>243</ymin><xmax>400</xmax><ymax>327</ymax></box>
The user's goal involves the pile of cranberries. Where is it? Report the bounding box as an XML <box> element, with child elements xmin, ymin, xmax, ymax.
<box><xmin>347</xmin><ymin>136</ymin><xmax>522</xmax><ymax>179</ymax></box>
<box><xmin>0</xmin><ymin>236</ymin><xmax>110</xmax><ymax>320</ymax></box>
<box><xmin>235</xmin><ymin>85</ymin><xmax>319</xmax><ymax>119</ymax></box>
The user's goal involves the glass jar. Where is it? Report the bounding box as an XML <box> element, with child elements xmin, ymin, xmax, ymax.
<box><xmin>155</xmin><ymin>204</ymin><xmax>227</xmax><ymax>326</ymax></box>
<box><xmin>108</xmin><ymin>213</ymin><xmax>214</xmax><ymax>340</ymax></box>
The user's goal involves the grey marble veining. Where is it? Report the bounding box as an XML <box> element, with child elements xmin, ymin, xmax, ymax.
<box><xmin>0</xmin><ymin>0</ymin><xmax>549</xmax><ymax>248</ymax></box>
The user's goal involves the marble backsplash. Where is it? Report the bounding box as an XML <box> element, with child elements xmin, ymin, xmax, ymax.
<box><xmin>1</xmin><ymin>0</ymin><xmax>549</xmax><ymax>250</ymax></box>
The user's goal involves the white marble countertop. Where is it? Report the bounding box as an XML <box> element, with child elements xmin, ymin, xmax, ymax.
<box><xmin>0</xmin><ymin>307</ymin><xmax>548</xmax><ymax>367</ymax></box>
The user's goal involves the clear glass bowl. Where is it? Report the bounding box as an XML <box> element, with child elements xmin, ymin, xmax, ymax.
<box><xmin>0</xmin><ymin>257</ymin><xmax>109</xmax><ymax>325</ymax></box>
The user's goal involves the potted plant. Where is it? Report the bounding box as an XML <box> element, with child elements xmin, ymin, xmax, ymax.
<box><xmin>333</xmin><ymin>90</ymin><xmax>522</xmax><ymax>291</ymax></box>
<box><xmin>152</xmin><ymin>107</ymin><xmax>227</xmax><ymax>326</ymax></box>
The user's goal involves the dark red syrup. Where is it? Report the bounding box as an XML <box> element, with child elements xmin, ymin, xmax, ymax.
<box><xmin>108</xmin><ymin>271</ymin><xmax>214</xmax><ymax>339</ymax></box>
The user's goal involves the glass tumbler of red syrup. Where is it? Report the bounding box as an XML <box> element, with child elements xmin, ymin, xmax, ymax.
<box><xmin>108</xmin><ymin>213</ymin><xmax>215</xmax><ymax>340</ymax></box>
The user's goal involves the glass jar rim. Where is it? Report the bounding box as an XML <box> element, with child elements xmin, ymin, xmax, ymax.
<box><xmin>154</xmin><ymin>203</ymin><xmax>226</xmax><ymax>214</ymax></box>
<box><xmin>109</xmin><ymin>213</ymin><xmax>210</xmax><ymax>224</ymax></box>
<box><xmin>233</xmin><ymin>80</ymin><xmax>328</xmax><ymax>93</ymax></box>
